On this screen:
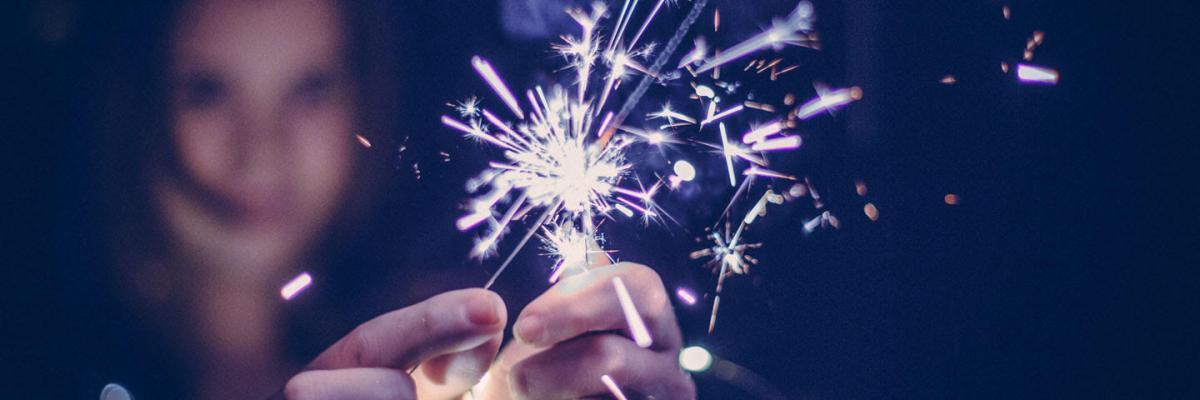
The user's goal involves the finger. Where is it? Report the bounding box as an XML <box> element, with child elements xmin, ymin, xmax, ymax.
<box><xmin>412</xmin><ymin>334</ymin><xmax>502</xmax><ymax>400</ymax></box>
<box><xmin>308</xmin><ymin>288</ymin><xmax>506</xmax><ymax>370</ymax></box>
<box><xmin>284</xmin><ymin>368</ymin><xmax>415</xmax><ymax>400</ymax></box>
<box><xmin>508</xmin><ymin>334</ymin><xmax>695</xmax><ymax>400</ymax></box>
<box><xmin>514</xmin><ymin>263</ymin><xmax>681</xmax><ymax>349</ymax></box>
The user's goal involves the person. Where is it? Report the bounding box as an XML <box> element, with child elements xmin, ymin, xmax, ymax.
<box><xmin>85</xmin><ymin>0</ymin><xmax>694</xmax><ymax>399</ymax></box>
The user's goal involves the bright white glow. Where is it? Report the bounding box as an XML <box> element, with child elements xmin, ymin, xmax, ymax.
<box><xmin>679</xmin><ymin>346</ymin><xmax>713</xmax><ymax>372</ymax></box>
<box><xmin>471</xmin><ymin>56</ymin><xmax>524</xmax><ymax>118</ymax></box>
<box><xmin>742</xmin><ymin>121</ymin><xmax>783</xmax><ymax>144</ymax></box>
<box><xmin>744</xmin><ymin>166</ymin><xmax>796</xmax><ymax>180</ymax></box>
<box><xmin>441</xmin><ymin>115</ymin><xmax>516</xmax><ymax>151</ymax></box>
<box><xmin>673</xmin><ymin>160</ymin><xmax>697</xmax><ymax>182</ymax></box>
<box><xmin>612</xmin><ymin>277</ymin><xmax>653</xmax><ymax>348</ymax></box>
<box><xmin>675</xmin><ymin>288</ymin><xmax>698</xmax><ymax>305</ymax></box>
<box><xmin>701</xmin><ymin>104</ymin><xmax>744</xmax><ymax>126</ymax></box>
<box><xmin>719</xmin><ymin>123</ymin><xmax>737</xmax><ymax>187</ymax></box>
<box><xmin>280</xmin><ymin>272</ymin><xmax>312</xmax><ymax>300</ymax></box>
<box><xmin>600</xmin><ymin>374</ymin><xmax>629</xmax><ymax>400</ymax></box>
<box><xmin>1017</xmin><ymin>63</ymin><xmax>1059</xmax><ymax>85</ymax></box>
<box><xmin>750</xmin><ymin>135</ymin><xmax>802</xmax><ymax>152</ymax></box>
<box><xmin>695</xmin><ymin>2</ymin><xmax>816</xmax><ymax>73</ymax></box>
<box><xmin>795</xmin><ymin>86</ymin><xmax>861</xmax><ymax>120</ymax></box>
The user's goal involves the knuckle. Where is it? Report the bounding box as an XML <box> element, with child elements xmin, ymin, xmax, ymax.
<box><xmin>345</xmin><ymin>328</ymin><xmax>374</xmax><ymax>367</ymax></box>
<box><xmin>595</xmin><ymin>336</ymin><xmax>628</xmax><ymax>378</ymax></box>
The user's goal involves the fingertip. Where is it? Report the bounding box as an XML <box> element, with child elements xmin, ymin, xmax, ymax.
<box><xmin>463</xmin><ymin>289</ymin><xmax>506</xmax><ymax>327</ymax></box>
<box><xmin>514</xmin><ymin>314</ymin><xmax>545</xmax><ymax>344</ymax></box>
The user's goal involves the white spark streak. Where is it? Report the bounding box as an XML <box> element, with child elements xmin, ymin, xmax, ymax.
<box><xmin>601</xmin><ymin>375</ymin><xmax>630</xmax><ymax>400</ymax></box>
<box><xmin>472</xmin><ymin>56</ymin><xmax>524</xmax><ymax>119</ymax></box>
<box><xmin>280</xmin><ymin>272</ymin><xmax>312</xmax><ymax>300</ymax></box>
<box><xmin>694</xmin><ymin>1</ymin><xmax>816</xmax><ymax>73</ymax></box>
<box><xmin>613</xmin><ymin>276</ymin><xmax>653</xmax><ymax>348</ymax></box>
<box><xmin>750</xmin><ymin>135</ymin><xmax>802</xmax><ymax>152</ymax></box>
<box><xmin>795</xmin><ymin>86</ymin><xmax>861</xmax><ymax>120</ymax></box>
<box><xmin>742</xmin><ymin>121</ymin><xmax>783</xmax><ymax>144</ymax></box>
<box><xmin>676</xmin><ymin>287</ymin><xmax>698</xmax><ymax>305</ymax></box>
<box><xmin>719</xmin><ymin>122</ymin><xmax>737</xmax><ymax>187</ymax></box>
<box><xmin>1017</xmin><ymin>63</ymin><xmax>1059</xmax><ymax>85</ymax></box>
<box><xmin>700</xmin><ymin>104</ymin><xmax>744</xmax><ymax>126</ymax></box>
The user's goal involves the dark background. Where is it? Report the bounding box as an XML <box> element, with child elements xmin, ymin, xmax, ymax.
<box><xmin>5</xmin><ymin>0</ymin><xmax>1198</xmax><ymax>398</ymax></box>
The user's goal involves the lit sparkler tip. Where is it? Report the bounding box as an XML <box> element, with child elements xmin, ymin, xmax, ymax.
<box><xmin>280</xmin><ymin>272</ymin><xmax>313</xmax><ymax>300</ymax></box>
<box><xmin>613</xmin><ymin>276</ymin><xmax>654</xmax><ymax>348</ymax></box>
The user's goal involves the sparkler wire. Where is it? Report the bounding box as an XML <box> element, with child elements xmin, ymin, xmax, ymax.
<box><xmin>604</xmin><ymin>0</ymin><xmax>710</xmax><ymax>147</ymax></box>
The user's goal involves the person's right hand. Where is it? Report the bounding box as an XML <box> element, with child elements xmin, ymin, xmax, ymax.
<box><xmin>278</xmin><ymin>288</ymin><xmax>507</xmax><ymax>400</ymax></box>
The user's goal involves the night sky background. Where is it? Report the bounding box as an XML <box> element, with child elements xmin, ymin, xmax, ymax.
<box><xmin>5</xmin><ymin>0</ymin><xmax>1198</xmax><ymax>398</ymax></box>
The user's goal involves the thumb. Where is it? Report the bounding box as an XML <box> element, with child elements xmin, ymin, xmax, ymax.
<box><xmin>307</xmin><ymin>289</ymin><xmax>507</xmax><ymax>371</ymax></box>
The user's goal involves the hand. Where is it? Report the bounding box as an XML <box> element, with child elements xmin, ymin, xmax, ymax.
<box><xmin>481</xmin><ymin>260</ymin><xmax>696</xmax><ymax>399</ymax></box>
<box><xmin>279</xmin><ymin>289</ymin><xmax>507</xmax><ymax>400</ymax></box>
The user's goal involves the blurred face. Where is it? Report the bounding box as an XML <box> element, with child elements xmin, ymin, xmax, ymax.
<box><xmin>160</xmin><ymin>0</ymin><xmax>354</xmax><ymax>272</ymax></box>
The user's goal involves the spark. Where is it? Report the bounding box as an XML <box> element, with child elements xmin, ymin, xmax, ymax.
<box><xmin>355</xmin><ymin>134</ymin><xmax>372</xmax><ymax>148</ymax></box>
<box><xmin>600</xmin><ymin>375</ymin><xmax>630</xmax><ymax>400</ymax></box>
<box><xmin>648</xmin><ymin>102</ymin><xmax>697</xmax><ymax>126</ymax></box>
<box><xmin>694</xmin><ymin>1</ymin><xmax>817</xmax><ymax>74</ymax></box>
<box><xmin>803</xmin><ymin>210</ymin><xmax>840</xmax><ymax>233</ymax></box>
<box><xmin>945</xmin><ymin>193</ymin><xmax>960</xmax><ymax>205</ymax></box>
<box><xmin>692</xmin><ymin>191</ymin><xmax>782</xmax><ymax>332</ymax></box>
<box><xmin>677</xmin><ymin>38</ymin><xmax>708</xmax><ymax>68</ymax></box>
<box><xmin>744</xmin><ymin>166</ymin><xmax>796</xmax><ymax>180</ymax></box>
<box><xmin>749</xmin><ymin>135</ymin><xmax>802</xmax><ymax>152</ymax></box>
<box><xmin>454</xmin><ymin>95</ymin><xmax>482</xmax><ymax>118</ymax></box>
<box><xmin>673</xmin><ymin>160</ymin><xmax>697</xmax><ymax>182</ymax></box>
<box><xmin>863</xmin><ymin>202</ymin><xmax>879</xmax><ymax>221</ymax></box>
<box><xmin>613</xmin><ymin>276</ymin><xmax>654</xmax><ymax>348</ymax></box>
<box><xmin>700</xmin><ymin>104</ymin><xmax>744</xmax><ymax>126</ymax></box>
<box><xmin>471</xmin><ymin>56</ymin><xmax>524</xmax><ymax>119</ymax></box>
<box><xmin>742</xmin><ymin>121</ymin><xmax>784</xmax><ymax>144</ymax></box>
<box><xmin>719</xmin><ymin>122</ymin><xmax>737</xmax><ymax>187</ymax></box>
<box><xmin>280</xmin><ymin>272</ymin><xmax>312</xmax><ymax>300</ymax></box>
<box><xmin>676</xmin><ymin>287</ymin><xmax>698</xmax><ymax>305</ymax></box>
<box><xmin>795</xmin><ymin>85</ymin><xmax>862</xmax><ymax>120</ymax></box>
<box><xmin>542</xmin><ymin>222</ymin><xmax>594</xmax><ymax>283</ymax></box>
<box><xmin>1017</xmin><ymin>63</ymin><xmax>1058</xmax><ymax>85</ymax></box>
<box><xmin>679</xmin><ymin>346</ymin><xmax>714</xmax><ymax>372</ymax></box>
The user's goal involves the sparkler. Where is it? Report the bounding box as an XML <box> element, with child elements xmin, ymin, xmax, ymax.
<box><xmin>445</xmin><ymin>0</ymin><xmax>840</xmax><ymax>309</ymax></box>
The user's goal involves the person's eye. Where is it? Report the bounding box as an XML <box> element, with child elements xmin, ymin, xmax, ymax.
<box><xmin>175</xmin><ymin>73</ymin><xmax>228</xmax><ymax>110</ymax></box>
<box><xmin>291</xmin><ymin>71</ymin><xmax>341</xmax><ymax>109</ymax></box>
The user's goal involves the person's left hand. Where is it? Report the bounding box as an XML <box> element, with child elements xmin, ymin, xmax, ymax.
<box><xmin>478</xmin><ymin>258</ymin><xmax>695</xmax><ymax>399</ymax></box>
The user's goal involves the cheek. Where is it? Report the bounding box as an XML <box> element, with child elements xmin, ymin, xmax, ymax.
<box><xmin>289</xmin><ymin>103</ymin><xmax>355</xmax><ymax>219</ymax></box>
<box><xmin>173</xmin><ymin>109</ymin><xmax>238</xmax><ymax>190</ymax></box>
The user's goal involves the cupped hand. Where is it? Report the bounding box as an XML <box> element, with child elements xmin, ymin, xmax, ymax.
<box><xmin>278</xmin><ymin>288</ymin><xmax>507</xmax><ymax>400</ymax></box>
<box><xmin>481</xmin><ymin>259</ymin><xmax>695</xmax><ymax>400</ymax></box>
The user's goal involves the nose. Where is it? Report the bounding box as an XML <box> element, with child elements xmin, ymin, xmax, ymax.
<box><xmin>229</xmin><ymin>103</ymin><xmax>287</xmax><ymax>196</ymax></box>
